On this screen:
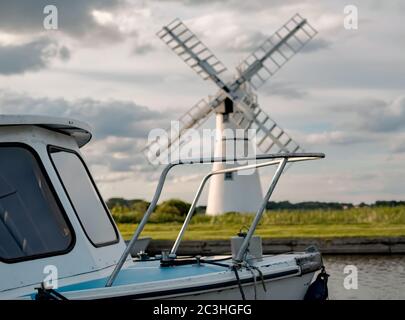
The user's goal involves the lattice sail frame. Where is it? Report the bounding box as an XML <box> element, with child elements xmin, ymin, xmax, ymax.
<box><xmin>142</xmin><ymin>98</ymin><xmax>214</xmax><ymax>162</ymax></box>
<box><xmin>230</xmin><ymin>93</ymin><xmax>302</xmax><ymax>154</ymax></box>
<box><xmin>157</xmin><ymin>18</ymin><xmax>228</xmax><ymax>89</ymax></box>
<box><xmin>236</xmin><ymin>13</ymin><xmax>317</xmax><ymax>90</ymax></box>
<box><xmin>145</xmin><ymin>14</ymin><xmax>316</xmax><ymax>164</ymax></box>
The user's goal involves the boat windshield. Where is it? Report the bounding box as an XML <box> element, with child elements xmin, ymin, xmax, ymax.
<box><xmin>0</xmin><ymin>145</ymin><xmax>73</xmax><ymax>262</ymax></box>
<box><xmin>49</xmin><ymin>147</ymin><xmax>118</xmax><ymax>247</ymax></box>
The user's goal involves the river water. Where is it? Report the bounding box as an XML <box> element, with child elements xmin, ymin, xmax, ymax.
<box><xmin>322</xmin><ymin>255</ymin><xmax>405</xmax><ymax>300</ymax></box>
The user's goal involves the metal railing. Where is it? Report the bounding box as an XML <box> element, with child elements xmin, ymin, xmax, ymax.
<box><xmin>105</xmin><ymin>152</ymin><xmax>324</xmax><ymax>287</ymax></box>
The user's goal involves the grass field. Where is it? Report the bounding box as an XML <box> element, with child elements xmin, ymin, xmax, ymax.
<box><xmin>116</xmin><ymin>206</ymin><xmax>405</xmax><ymax>240</ymax></box>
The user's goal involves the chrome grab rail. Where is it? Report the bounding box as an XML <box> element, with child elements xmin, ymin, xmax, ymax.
<box><xmin>105</xmin><ymin>153</ymin><xmax>324</xmax><ymax>287</ymax></box>
<box><xmin>171</xmin><ymin>157</ymin><xmax>308</xmax><ymax>255</ymax></box>
<box><xmin>235</xmin><ymin>157</ymin><xmax>287</xmax><ymax>262</ymax></box>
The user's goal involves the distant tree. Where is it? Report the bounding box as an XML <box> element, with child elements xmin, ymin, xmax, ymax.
<box><xmin>107</xmin><ymin>198</ymin><xmax>150</xmax><ymax>212</ymax></box>
<box><xmin>106</xmin><ymin>197</ymin><xmax>129</xmax><ymax>209</ymax></box>
<box><xmin>130</xmin><ymin>200</ymin><xmax>150</xmax><ymax>214</ymax></box>
<box><xmin>155</xmin><ymin>199</ymin><xmax>191</xmax><ymax>216</ymax></box>
<box><xmin>195</xmin><ymin>205</ymin><xmax>207</xmax><ymax>215</ymax></box>
<box><xmin>374</xmin><ymin>200</ymin><xmax>405</xmax><ymax>207</ymax></box>
<box><xmin>267</xmin><ymin>201</ymin><xmax>354</xmax><ymax>211</ymax></box>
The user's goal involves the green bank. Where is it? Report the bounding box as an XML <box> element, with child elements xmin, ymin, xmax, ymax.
<box><xmin>115</xmin><ymin>206</ymin><xmax>405</xmax><ymax>240</ymax></box>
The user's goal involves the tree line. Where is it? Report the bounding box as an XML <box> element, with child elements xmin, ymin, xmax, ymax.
<box><xmin>107</xmin><ymin>197</ymin><xmax>405</xmax><ymax>217</ymax></box>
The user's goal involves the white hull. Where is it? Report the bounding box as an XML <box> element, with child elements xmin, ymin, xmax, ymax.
<box><xmin>166</xmin><ymin>272</ymin><xmax>314</xmax><ymax>300</ymax></box>
<box><xmin>1</xmin><ymin>252</ymin><xmax>321</xmax><ymax>300</ymax></box>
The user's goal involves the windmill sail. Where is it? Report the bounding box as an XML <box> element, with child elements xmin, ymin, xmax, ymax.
<box><xmin>233</xmin><ymin>14</ymin><xmax>317</xmax><ymax>90</ymax></box>
<box><xmin>148</xmin><ymin>14</ymin><xmax>316</xmax><ymax>163</ymax></box>
<box><xmin>147</xmin><ymin>13</ymin><xmax>318</xmax><ymax>215</ymax></box>
<box><xmin>229</xmin><ymin>93</ymin><xmax>302</xmax><ymax>154</ymax></box>
<box><xmin>224</xmin><ymin>14</ymin><xmax>317</xmax><ymax>154</ymax></box>
<box><xmin>143</xmin><ymin>98</ymin><xmax>214</xmax><ymax>164</ymax></box>
<box><xmin>157</xmin><ymin>18</ymin><xmax>228</xmax><ymax>90</ymax></box>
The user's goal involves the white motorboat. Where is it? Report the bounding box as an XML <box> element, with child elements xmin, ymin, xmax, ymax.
<box><xmin>0</xmin><ymin>115</ymin><xmax>326</xmax><ymax>300</ymax></box>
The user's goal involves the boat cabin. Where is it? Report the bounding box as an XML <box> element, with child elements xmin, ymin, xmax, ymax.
<box><xmin>0</xmin><ymin>115</ymin><xmax>128</xmax><ymax>296</ymax></box>
<box><xmin>0</xmin><ymin>115</ymin><xmax>325</xmax><ymax>300</ymax></box>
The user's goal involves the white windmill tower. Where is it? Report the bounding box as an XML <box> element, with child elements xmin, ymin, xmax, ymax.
<box><xmin>144</xmin><ymin>14</ymin><xmax>317</xmax><ymax>215</ymax></box>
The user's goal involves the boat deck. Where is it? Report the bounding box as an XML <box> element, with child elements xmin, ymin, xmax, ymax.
<box><xmin>20</xmin><ymin>253</ymin><xmax>319</xmax><ymax>300</ymax></box>
<box><xmin>59</xmin><ymin>259</ymin><xmax>229</xmax><ymax>292</ymax></box>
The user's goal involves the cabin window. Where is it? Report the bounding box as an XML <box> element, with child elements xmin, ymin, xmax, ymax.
<box><xmin>49</xmin><ymin>147</ymin><xmax>118</xmax><ymax>246</ymax></box>
<box><xmin>0</xmin><ymin>146</ymin><xmax>73</xmax><ymax>262</ymax></box>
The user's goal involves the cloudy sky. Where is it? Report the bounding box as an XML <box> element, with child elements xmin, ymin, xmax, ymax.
<box><xmin>0</xmin><ymin>0</ymin><xmax>404</xmax><ymax>204</ymax></box>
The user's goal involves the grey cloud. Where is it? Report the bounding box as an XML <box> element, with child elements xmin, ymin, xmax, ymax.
<box><xmin>151</xmin><ymin>0</ymin><xmax>296</xmax><ymax>10</ymax></box>
<box><xmin>0</xmin><ymin>89</ymin><xmax>169</xmax><ymax>174</ymax></box>
<box><xmin>107</xmin><ymin>156</ymin><xmax>139</xmax><ymax>172</ymax></box>
<box><xmin>0</xmin><ymin>38</ymin><xmax>69</xmax><ymax>75</ymax></box>
<box><xmin>0</xmin><ymin>0</ymin><xmax>127</xmax><ymax>42</ymax></box>
<box><xmin>132</xmin><ymin>43</ymin><xmax>155</xmax><ymax>55</ymax></box>
<box><xmin>306</xmin><ymin>96</ymin><xmax>405</xmax><ymax>152</ymax></box>
<box><xmin>337</xmin><ymin>97</ymin><xmax>405</xmax><ymax>133</ymax></box>
<box><xmin>301</xmin><ymin>38</ymin><xmax>331</xmax><ymax>53</ymax></box>
<box><xmin>0</xmin><ymin>89</ymin><xmax>168</xmax><ymax>139</ymax></box>
<box><xmin>225</xmin><ymin>31</ymin><xmax>267</xmax><ymax>53</ymax></box>
<box><xmin>105</xmin><ymin>138</ymin><xmax>140</xmax><ymax>153</ymax></box>
<box><xmin>391</xmin><ymin>143</ymin><xmax>405</xmax><ymax>153</ymax></box>
<box><xmin>389</xmin><ymin>139</ymin><xmax>405</xmax><ymax>154</ymax></box>
<box><xmin>130</xmin><ymin>29</ymin><xmax>156</xmax><ymax>55</ymax></box>
<box><xmin>0</xmin><ymin>0</ymin><xmax>129</xmax><ymax>74</ymax></box>
<box><xmin>302</xmin><ymin>131</ymin><xmax>371</xmax><ymax>146</ymax></box>
<box><xmin>224</xmin><ymin>32</ymin><xmax>329</xmax><ymax>55</ymax></box>
<box><xmin>151</xmin><ymin>0</ymin><xmax>226</xmax><ymax>6</ymax></box>
<box><xmin>352</xmin><ymin>172</ymin><xmax>379</xmax><ymax>182</ymax></box>
<box><xmin>223</xmin><ymin>30</ymin><xmax>329</xmax><ymax>57</ymax></box>
<box><xmin>77</xmin><ymin>99</ymin><xmax>167</xmax><ymax>139</ymax></box>
<box><xmin>359</xmin><ymin>97</ymin><xmax>405</xmax><ymax>132</ymax></box>
<box><xmin>58</xmin><ymin>46</ymin><xmax>71</xmax><ymax>61</ymax></box>
<box><xmin>59</xmin><ymin>68</ymin><xmax>166</xmax><ymax>85</ymax></box>
<box><xmin>263</xmin><ymin>81</ymin><xmax>307</xmax><ymax>99</ymax></box>
<box><xmin>86</xmin><ymin>137</ymin><xmax>158</xmax><ymax>176</ymax></box>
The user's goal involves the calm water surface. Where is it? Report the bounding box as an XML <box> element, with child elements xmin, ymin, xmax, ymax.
<box><xmin>323</xmin><ymin>255</ymin><xmax>405</xmax><ymax>300</ymax></box>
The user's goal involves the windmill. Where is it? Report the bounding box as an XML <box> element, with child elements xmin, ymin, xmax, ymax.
<box><xmin>143</xmin><ymin>14</ymin><xmax>317</xmax><ymax>215</ymax></box>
